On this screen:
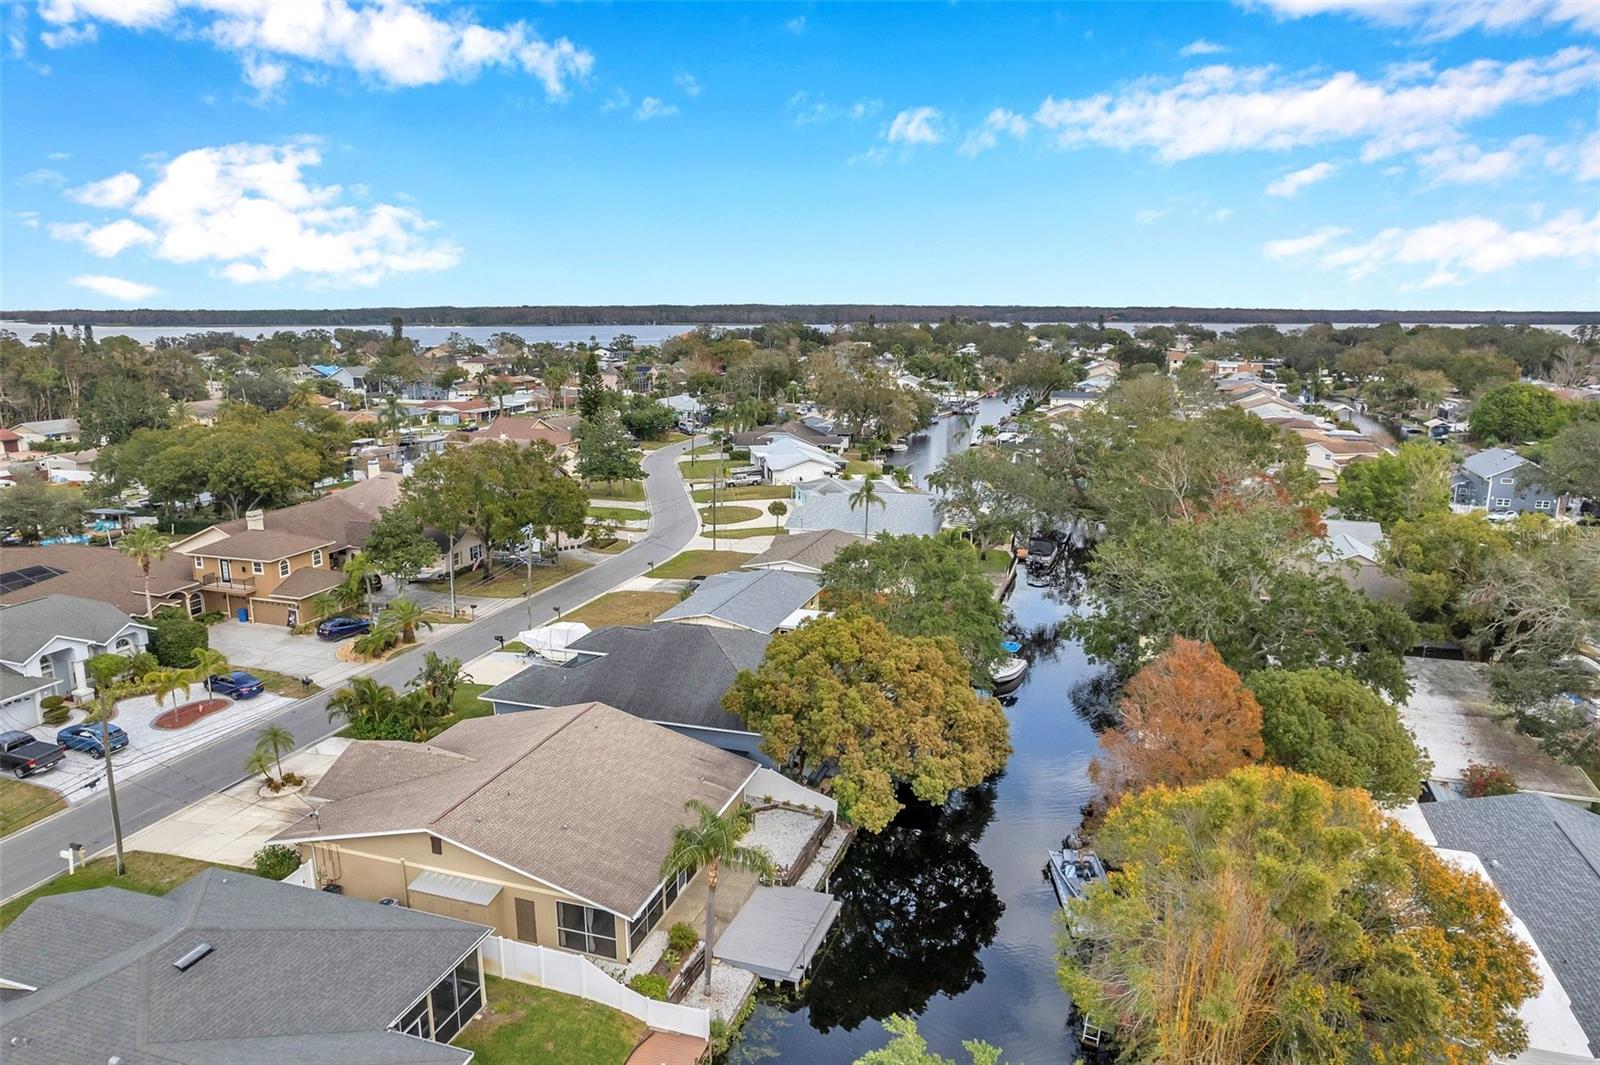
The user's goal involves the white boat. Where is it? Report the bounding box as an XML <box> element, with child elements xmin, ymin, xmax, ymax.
<box><xmin>1047</xmin><ymin>845</ymin><xmax>1108</xmax><ymax>913</ymax></box>
<box><xmin>992</xmin><ymin>657</ymin><xmax>1027</xmax><ymax>685</ymax></box>
<box><xmin>886</xmin><ymin>441</ymin><xmax>909</xmax><ymax>452</ymax></box>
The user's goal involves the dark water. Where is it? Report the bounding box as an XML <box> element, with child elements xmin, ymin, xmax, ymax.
<box><xmin>727</xmin><ymin>574</ymin><xmax>1104</xmax><ymax>1064</ymax></box>
<box><xmin>885</xmin><ymin>397</ymin><xmax>1012</xmax><ymax>490</ymax></box>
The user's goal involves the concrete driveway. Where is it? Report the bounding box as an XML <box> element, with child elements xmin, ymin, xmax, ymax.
<box><xmin>206</xmin><ymin>619</ymin><xmax>356</xmax><ymax>688</ymax></box>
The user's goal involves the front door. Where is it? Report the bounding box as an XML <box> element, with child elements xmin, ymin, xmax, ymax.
<box><xmin>219</xmin><ymin>559</ymin><xmax>232</xmax><ymax>583</ymax></box>
<box><xmin>515</xmin><ymin>898</ymin><xmax>537</xmax><ymax>942</ymax></box>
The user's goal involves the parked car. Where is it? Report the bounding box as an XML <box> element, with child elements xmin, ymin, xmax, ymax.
<box><xmin>57</xmin><ymin>722</ymin><xmax>129</xmax><ymax>759</ymax></box>
<box><xmin>0</xmin><ymin>730</ymin><xmax>66</xmax><ymax>779</ymax></box>
<box><xmin>208</xmin><ymin>671</ymin><xmax>265</xmax><ymax>699</ymax></box>
<box><xmin>317</xmin><ymin>616</ymin><xmax>372</xmax><ymax>640</ymax></box>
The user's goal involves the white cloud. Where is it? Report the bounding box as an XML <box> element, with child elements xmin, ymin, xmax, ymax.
<box><xmin>1247</xmin><ymin>0</ymin><xmax>1600</xmax><ymax>40</ymax></box>
<box><xmin>34</xmin><ymin>0</ymin><xmax>594</xmax><ymax>98</ymax></box>
<box><xmin>72</xmin><ymin>273</ymin><xmax>157</xmax><ymax>301</ymax></box>
<box><xmin>960</xmin><ymin>108</ymin><xmax>1031</xmax><ymax>156</ymax></box>
<box><xmin>785</xmin><ymin>15</ymin><xmax>806</xmax><ymax>34</ymax></box>
<box><xmin>1546</xmin><ymin>131</ymin><xmax>1600</xmax><ymax>181</ymax></box>
<box><xmin>1180</xmin><ymin>38</ymin><xmax>1228</xmax><ymax>56</ymax></box>
<box><xmin>633</xmin><ymin>97</ymin><xmax>677</xmax><ymax>121</ymax></box>
<box><xmin>15</xmin><ymin>211</ymin><xmax>41</xmax><ymax>230</ymax></box>
<box><xmin>1210</xmin><ymin>207</ymin><xmax>1235</xmax><ymax>221</ymax></box>
<box><xmin>674</xmin><ymin>72</ymin><xmax>701</xmax><ymax>97</ymax></box>
<box><xmin>66</xmin><ymin>170</ymin><xmax>141</xmax><ymax>208</ymax></box>
<box><xmin>885</xmin><ymin>106</ymin><xmax>944</xmax><ymax>146</ymax></box>
<box><xmin>242</xmin><ymin>55</ymin><xmax>287</xmax><ymax>100</ymax></box>
<box><xmin>1031</xmin><ymin>48</ymin><xmax>1599</xmax><ymax>162</ymax></box>
<box><xmin>51</xmin><ymin>140</ymin><xmax>459</xmax><ymax>288</ymax></box>
<box><xmin>1262</xmin><ymin>225</ymin><xmax>1351</xmax><ymax>258</ymax></box>
<box><xmin>1417</xmin><ymin>135</ymin><xmax>1543</xmax><ymax>184</ymax></box>
<box><xmin>789</xmin><ymin>91</ymin><xmax>881</xmax><ymax>125</ymax></box>
<box><xmin>1266</xmin><ymin>160</ymin><xmax>1337</xmax><ymax>196</ymax></box>
<box><xmin>1134</xmin><ymin>207</ymin><xmax>1169</xmax><ymax>224</ymax></box>
<box><xmin>1316</xmin><ymin>210</ymin><xmax>1599</xmax><ymax>281</ymax></box>
<box><xmin>600</xmin><ymin>87</ymin><xmax>631</xmax><ymax>113</ymax></box>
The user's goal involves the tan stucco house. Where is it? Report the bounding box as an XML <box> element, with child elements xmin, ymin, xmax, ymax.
<box><xmin>183</xmin><ymin>523</ymin><xmax>343</xmax><ymax>626</ymax></box>
<box><xmin>273</xmin><ymin>703</ymin><xmax>761</xmax><ymax>964</ymax></box>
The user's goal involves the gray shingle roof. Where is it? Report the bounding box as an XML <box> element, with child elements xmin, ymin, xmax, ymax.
<box><xmin>483</xmin><ymin>623</ymin><xmax>769</xmax><ymax>731</ymax></box>
<box><xmin>744</xmin><ymin>529</ymin><xmax>866</xmax><ymax>573</ymax></box>
<box><xmin>786</xmin><ymin>490</ymin><xmax>940</xmax><ymax>537</ymax></box>
<box><xmin>0</xmin><ymin>868</ymin><xmax>485</xmax><ymax>1065</ymax></box>
<box><xmin>1462</xmin><ymin>447</ymin><xmax>1530</xmax><ymax>481</ymax></box>
<box><xmin>1421</xmin><ymin>794</ymin><xmax>1600</xmax><ymax>1047</ymax></box>
<box><xmin>0</xmin><ymin>594</ymin><xmax>147</xmax><ymax>664</ymax></box>
<box><xmin>656</xmin><ymin>569</ymin><xmax>820</xmax><ymax>633</ymax></box>
<box><xmin>0</xmin><ymin>667</ymin><xmax>53</xmax><ymax>702</ymax></box>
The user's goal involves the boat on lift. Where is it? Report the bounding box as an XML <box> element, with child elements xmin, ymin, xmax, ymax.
<box><xmin>885</xmin><ymin>441</ymin><xmax>909</xmax><ymax>453</ymax></box>
<box><xmin>1047</xmin><ymin>839</ymin><xmax>1108</xmax><ymax>916</ymax></box>
<box><xmin>992</xmin><ymin>640</ymin><xmax>1028</xmax><ymax>687</ymax></box>
<box><xmin>1025</xmin><ymin>534</ymin><xmax>1058</xmax><ymax>571</ymax></box>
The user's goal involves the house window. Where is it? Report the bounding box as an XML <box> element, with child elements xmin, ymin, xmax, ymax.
<box><xmin>1500</xmin><ymin>476</ymin><xmax>1515</xmax><ymax>483</ymax></box>
<box><xmin>194</xmin><ymin>556</ymin><xmax>203</xmax><ymax>569</ymax></box>
<box><xmin>452</xmin><ymin>551</ymin><xmax>460</xmax><ymax>565</ymax></box>
<box><xmin>430</xmin><ymin>835</ymin><xmax>442</xmax><ymax>855</ymax></box>
<box><xmin>1493</xmin><ymin>498</ymin><xmax>1512</xmax><ymax>508</ymax></box>
<box><xmin>37</xmin><ymin>656</ymin><xmax>54</xmax><ymax>679</ymax></box>
<box><xmin>252</xmin><ymin>562</ymin><xmax>264</xmax><ymax>575</ymax></box>
<box><xmin>279</xmin><ymin>559</ymin><xmax>291</xmax><ymax>578</ymax></box>
<box><xmin>556</xmin><ymin>902</ymin><xmax>618</xmax><ymax>959</ymax></box>
<box><xmin>1534</xmin><ymin>500</ymin><xmax>1552</xmax><ymax>511</ymax></box>
<box><xmin>312</xmin><ymin>549</ymin><xmax>324</xmax><ymax>567</ymax></box>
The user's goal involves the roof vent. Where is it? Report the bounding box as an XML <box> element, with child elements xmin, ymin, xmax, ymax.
<box><xmin>244</xmin><ymin>509</ymin><xmax>265</xmax><ymax>531</ymax></box>
<box><xmin>172</xmin><ymin>943</ymin><xmax>213</xmax><ymax>972</ymax></box>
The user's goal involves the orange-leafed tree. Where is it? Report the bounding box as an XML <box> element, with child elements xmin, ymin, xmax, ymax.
<box><xmin>1090</xmin><ymin>637</ymin><xmax>1264</xmax><ymax>801</ymax></box>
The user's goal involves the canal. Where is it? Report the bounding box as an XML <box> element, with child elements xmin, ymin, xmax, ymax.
<box><xmin>727</xmin><ymin>401</ymin><xmax>1105</xmax><ymax>1064</ymax></box>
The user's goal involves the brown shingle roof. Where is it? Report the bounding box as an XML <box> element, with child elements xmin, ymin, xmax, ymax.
<box><xmin>261</xmin><ymin>567</ymin><xmax>345</xmax><ymax>601</ymax></box>
<box><xmin>187</xmin><ymin>529</ymin><xmax>336</xmax><ymax>562</ymax></box>
<box><xmin>274</xmin><ymin>703</ymin><xmax>756</xmax><ymax>916</ymax></box>
<box><xmin>470</xmin><ymin>418</ymin><xmax>572</xmax><ymax>448</ymax></box>
<box><xmin>0</xmin><ymin>544</ymin><xmax>197</xmax><ymax>617</ymax></box>
<box><xmin>744</xmin><ymin>529</ymin><xmax>865</xmax><ymax>572</ymax></box>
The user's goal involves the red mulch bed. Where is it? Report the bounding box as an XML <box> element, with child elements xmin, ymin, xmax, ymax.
<box><xmin>151</xmin><ymin>698</ymin><xmax>231</xmax><ymax>730</ymax></box>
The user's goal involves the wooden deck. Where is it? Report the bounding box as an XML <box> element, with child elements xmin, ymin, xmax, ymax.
<box><xmin>625</xmin><ymin>1030</ymin><xmax>708</xmax><ymax>1065</ymax></box>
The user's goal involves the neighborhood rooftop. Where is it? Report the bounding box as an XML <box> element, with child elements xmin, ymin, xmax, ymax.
<box><xmin>785</xmin><ymin>490</ymin><xmax>941</xmax><ymax>537</ymax></box>
<box><xmin>0</xmin><ymin>593</ymin><xmax>149</xmax><ymax>664</ymax></box>
<box><xmin>0</xmin><ymin>867</ymin><xmax>487</xmax><ymax>1065</ymax></box>
<box><xmin>743</xmin><ymin>528</ymin><xmax>866</xmax><ymax>572</ymax></box>
<box><xmin>656</xmin><ymin>568</ymin><xmax>821</xmax><ymax>634</ymax></box>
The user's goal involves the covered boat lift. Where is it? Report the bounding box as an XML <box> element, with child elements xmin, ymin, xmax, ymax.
<box><xmin>712</xmin><ymin>886</ymin><xmax>840</xmax><ymax>984</ymax></box>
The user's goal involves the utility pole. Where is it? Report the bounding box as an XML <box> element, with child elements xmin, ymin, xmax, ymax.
<box><xmin>711</xmin><ymin>430</ymin><xmax>721</xmax><ymax>552</ymax></box>
<box><xmin>524</xmin><ymin>526</ymin><xmax>537</xmax><ymax>631</ymax></box>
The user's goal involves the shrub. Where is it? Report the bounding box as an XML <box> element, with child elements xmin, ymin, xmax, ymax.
<box><xmin>1461</xmin><ymin>761</ymin><xmax>1518</xmax><ymax>797</ymax></box>
<box><xmin>667</xmin><ymin>921</ymin><xmax>698</xmax><ymax>954</ymax></box>
<box><xmin>149</xmin><ymin>609</ymin><xmax>209</xmax><ymax>668</ymax></box>
<box><xmin>253</xmin><ymin>844</ymin><xmax>302</xmax><ymax>880</ymax></box>
<box><xmin>40</xmin><ymin>695</ymin><xmax>66</xmax><ymax>711</ymax></box>
<box><xmin>628</xmin><ymin>973</ymin><xmax>668</xmax><ymax>1001</ymax></box>
<box><xmin>281</xmin><ymin>771</ymin><xmax>305</xmax><ymax>787</ymax></box>
<box><xmin>344</xmin><ymin>715</ymin><xmax>413</xmax><ymax>741</ymax></box>
<box><xmin>41</xmin><ymin>703</ymin><xmax>71</xmax><ymax>726</ymax></box>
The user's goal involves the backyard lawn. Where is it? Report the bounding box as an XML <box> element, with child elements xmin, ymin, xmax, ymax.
<box><xmin>0</xmin><ymin>777</ymin><xmax>66</xmax><ymax>837</ymax></box>
<box><xmin>843</xmin><ymin>459</ymin><xmax>883</xmax><ymax>477</ymax></box>
<box><xmin>0</xmin><ymin>852</ymin><xmax>250</xmax><ymax>931</ymax></box>
<box><xmin>698</xmin><ymin>504</ymin><xmax>762</xmax><ymax>525</ymax></box>
<box><xmin>691</xmin><ymin>484</ymin><xmax>792</xmax><ymax>503</ymax></box>
<box><xmin>651</xmin><ymin>550</ymin><xmax>751</xmax><ymax>579</ymax></box>
<box><xmin>711</xmin><ymin>527</ymin><xmax>788</xmax><ymax>540</ymax></box>
<box><xmin>974</xmin><ymin>547</ymin><xmax>1016</xmax><ymax>573</ymax></box>
<box><xmin>589</xmin><ymin>505</ymin><xmax>649</xmax><ymax>522</ymax></box>
<box><xmin>585</xmin><ymin>480</ymin><xmax>646</xmax><ymax>502</ymax></box>
<box><xmin>420</xmin><ymin>558</ymin><xmax>590</xmax><ymax>599</ymax></box>
<box><xmin>564</xmin><ymin>591</ymin><xmax>681</xmax><ymax>628</ymax></box>
<box><xmin>454</xmin><ymin>976</ymin><xmax>644</xmax><ymax>1065</ymax></box>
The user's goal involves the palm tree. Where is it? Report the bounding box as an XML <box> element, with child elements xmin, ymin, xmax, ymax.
<box><xmin>489</xmin><ymin>380</ymin><xmax>512</xmax><ymax>419</ymax></box>
<box><xmin>543</xmin><ymin>362</ymin><xmax>570</xmax><ymax>411</ymax></box>
<box><xmin>381</xmin><ymin>395</ymin><xmax>405</xmax><ymax>445</ymax></box>
<box><xmin>326</xmin><ymin>677</ymin><xmax>401</xmax><ymax>730</ymax></box>
<box><xmin>380</xmin><ymin>598</ymin><xmax>432</xmax><ymax>644</ymax></box>
<box><xmin>84</xmin><ymin>655</ymin><xmax>131</xmax><ymax>876</ymax></box>
<box><xmin>412</xmin><ymin>651</ymin><xmax>467</xmax><ymax>714</ymax></box>
<box><xmin>849</xmin><ymin>478</ymin><xmax>886</xmax><ymax>538</ymax></box>
<box><xmin>768</xmin><ymin>500</ymin><xmax>788</xmax><ymax>533</ymax></box>
<box><xmin>116</xmin><ymin>526</ymin><xmax>173</xmax><ymax>617</ymax></box>
<box><xmin>144</xmin><ymin>668</ymin><xmax>194</xmax><ymax>709</ymax></box>
<box><xmin>341</xmin><ymin>553</ymin><xmax>379</xmax><ymax>617</ymax></box>
<box><xmin>244</xmin><ymin>749</ymin><xmax>278</xmax><ymax>785</ymax></box>
<box><xmin>190</xmin><ymin>647</ymin><xmax>229</xmax><ymax>698</ymax></box>
<box><xmin>254</xmin><ymin>724</ymin><xmax>295</xmax><ymax>779</ymax></box>
<box><xmin>660</xmin><ymin>800</ymin><xmax>775</xmax><ymax>991</ymax></box>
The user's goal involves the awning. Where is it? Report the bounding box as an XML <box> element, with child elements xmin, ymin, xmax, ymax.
<box><xmin>712</xmin><ymin>886</ymin><xmax>840</xmax><ymax>984</ymax></box>
<box><xmin>409</xmin><ymin>870</ymin><xmax>503</xmax><ymax>907</ymax></box>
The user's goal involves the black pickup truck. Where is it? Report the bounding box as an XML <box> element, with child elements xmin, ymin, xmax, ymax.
<box><xmin>0</xmin><ymin>730</ymin><xmax>66</xmax><ymax>779</ymax></box>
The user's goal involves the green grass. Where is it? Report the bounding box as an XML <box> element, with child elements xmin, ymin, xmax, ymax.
<box><xmin>419</xmin><ymin>558</ymin><xmax>591</xmax><ymax>598</ymax></box>
<box><xmin>584</xmin><ymin>480</ymin><xmax>646</xmax><ymax>502</ymax></box>
<box><xmin>686</xmin><ymin>442</ymin><xmax>726</xmax><ymax>456</ymax></box>
<box><xmin>588</xmin><ymin>505</ymin><xmax>649</xmax><ymax>522</ymax></box>
<box><xmin>501</xmin><ymin>641</ymin><xmax>529</xmax><ymax>653</ymax></box>
<box><xmin>565</xmin><ymin>591</ymin><xmax>683</xmax><ymax>628</ymax></box>
<box><xmin>455</xmin><ymin>976</ymin><xmax>645</xmax><ymax>1065</ymax></box>
<box><xmin>638</xmin><ymin>432</ymin><xmax>688</xmax><ymax>450</ymax></box>
<box><xmin>975</xmin><ymin>547</ymin><xmax>1016</xmax><ymax>574</ymax></box>
<box><xmin>699</xmin><ymin>504</ymin><xmax>763</xmax><ymax>525</ymax></box>
<box><xmin>1</xmin><ymin>853</ymin><xmax>251</xmax><ymax>931</ymax></box>
<box><xmin>432</xmin><ymin>682</ymin><xmax>493</xmax><ymax>733</ymax></box>
<box><xmin>678</xmin><ymin>458</ymin><xmax>741</xmax><ymax>480</ymax></box>
<box><xmin>233</xmin><ymin>666</ymin><xmax>323</xmax><ymax>698</ymax></box>
<box><xmin>588</xmin><ymin>538</ymin><xmax>632</xmax><ymax>554</ymax></box>
<box><xmin>710</xmin><ymin>527</ymin><xmax>788</xmax><ymax>540</ymax></box>
<box><xmin>0</xmin><ymin>777</ymin><xmax>66</xmax><ymax>837</ymax></box>
<box><xmin>843</xmin><ymin>460</ymin><xmax>883</xmax><ymax>477</ymax></box>
<box><xmin>651</xmin><ymin>550</ymin><xmax>751</xmax><ymax>579</ymax></box>
<box><xmin>691</xmin><ymin>484</ymin><xmax>793</xmax><ymax>503</ymax></box>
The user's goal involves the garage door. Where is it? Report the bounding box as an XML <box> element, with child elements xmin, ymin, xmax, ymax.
<box><xmin>251</xmin><ymin>600</ymin><xmax>292</xmax><ymax>626</ymax></box>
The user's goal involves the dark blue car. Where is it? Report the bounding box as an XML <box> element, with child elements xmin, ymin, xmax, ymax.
<box><xmin>57</xmin><ymin>722</ymin><xmax>129</xmax><ymax>759</ymax></box>
<box><xmin>317</xmin><ymin>616</ymin><xmax>372</xmax><ymax>640</ymax></box>
<box><xmin>209</xmin><ymin>671</ymin><xmax>265</xmax><ymax>699</ymax></box>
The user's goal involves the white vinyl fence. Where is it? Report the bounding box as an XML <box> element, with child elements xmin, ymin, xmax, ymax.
<box><xmin>482</xmin><ymin>936</ymin><xmax>711</xmax><ymax>1039</ymax></box>
<box><xmin>745</xmin><ymin>767</ymin><xmax>837</xmax><ymax>815</ymax></box>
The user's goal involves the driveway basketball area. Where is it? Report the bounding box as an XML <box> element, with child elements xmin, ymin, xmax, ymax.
<box><xmin>23</xmin><ymin>690</ymin><xmax>292</xmax><ymax>805</ymax></box>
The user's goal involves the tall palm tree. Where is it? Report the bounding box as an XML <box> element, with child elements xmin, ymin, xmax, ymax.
<box><xmin>411</xmin><ymin>651</ymin><xmax>466</xmax><ymax>714</ymax></box>
<box><xmin>190</xmin><ymin>647</ymin><xmax>229</xmax><ymax>697</ymax></box>
<box><xmin>849</xmin><ymin>477</ymin><xmax>886</xmax><ymax>538</ymax></box>
<box><xmin>543</xmin><ymin>362</ymin><xmax>570</xmax><ymax>411</ymax></box>
<box><xmin>326</xmin><ymin>677</ymin><xmax>400</xmax><ymax>730</ymax></box>
<box><xmin>341</xmin><ymin>553</ymin><xmax>378</xmax><ymax>617</ymax></box>
<box><xmin>84</xmin><ymin>655</ymin><xmax>131</xmax><ymax>876</ymax></box>
<box><xmin>660</xmin><ymin>800</ymin><xmax>775</xmax><ymax>991</ymax></box>
<box><xmin>116</xmin><ymin>526</ymin><xmax>173</xmax><ymax>617</ymax></box>
<box><xmin>144</xmin><ymin>668</ymin><xmax>194</xmax><ymax>709</ymax></box>
<box><xmin>254</xmin><ymin>724</ymin><xmax>295</xmax><ymax>779</ymax></box>
<box><xmin>380</xmin><ymin>598</ymin><xmax>432</xmax><ymax>644</ymax></box>
<box><xmin>381</xmin><ymin>394</ymin><xmax>405</xmax><ymax>445</ymax></box>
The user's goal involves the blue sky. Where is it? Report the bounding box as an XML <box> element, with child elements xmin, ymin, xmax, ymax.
<box><xmin>3</xmin><ymin>1</ymin><xmax>1597</xmax><ymax>311</ymax></box>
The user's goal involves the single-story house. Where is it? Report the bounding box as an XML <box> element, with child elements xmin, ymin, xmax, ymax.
<box><xmin>485</xmin><ymin>624</ymin><xmax>770</xmax><ymax>758</ymax></box>
<box><xmin>0</xmin><ymin>544</ymin><xmax>200</xmax><ymax>618</ymax></box>
<box><xmin>657</xmin><ymin>569</ymin><xmax>822</xmax><ymax>634</ymax></box>
<box><xmin>742</xmin><ymin>529</ymin><xmax>865</xmax><ymax>576</ymax></box>
<box><xmin>1319</xmin><ymin>519</ymin><xmax>1406</xmax><ymax>604</ymax></box>
<box><xmin>418</xmin><ymin>400</ymin><xmax>492</xmax><ymax>428</ymax></box>
<box><xmin>0</xmin><ymin>867</ymin><xmax>491</xmax><ymax>1063</ymax></box>
<box><xmin>274</xmin><ymin>704</ymin><xmax>775</xmax><ymax>963</ymax></box>
<box><xmin>8</xmin><ymin>418</ymin><xmax>79</xmax><ymax>445</ymax></box>
<box><xmin>1418</xmin><ymin>794</ymin><xmax>1600</xmax><ymax>1057</ymax></box>
<box><xmin>312</xmin><ymin>365</ymin><xmax>375</xmax><ymax>394</ymax></box>
<box><xmin>0</xmin><ymin>594</ymin><xmax>151</xmax><ymax>728</ymax></box>
<box><xmin>1078</xmin><ymin>372</ymin><xmax>1118</xmax><ymax>393</ymax></box>
<box><xmin>749</xmin><ymin>436</ymin><xmax>843</xmax><ymax>485</ymax></box>
<box><xmin>662</xmin><ymin>393</ymin><xmax>705</xmax><ymax>427</ymax></box>
<box><xmin>786</xmin><ymin>488</ymin><xmax>941</xmax><ymax>538</ymax></box>
<box><xmin>0</xmin><ymin>428</ymin><xmax>26</xmax><ymax>457</ymax></box>
<box><xmin>466</xmin><ymin>416</ymin><xmax>575</xmax><ymax>456</ymax></box>
<box><xmin>1452</xmin><ymin>448</ymin><xmax>1566</xmax><ymax>516</ymax></box>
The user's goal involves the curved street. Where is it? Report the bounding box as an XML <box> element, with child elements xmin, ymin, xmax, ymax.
<box><xmin>0</xmin><ymin>440</ymin><xmax>698</xmax><ymax>900</ymax></box>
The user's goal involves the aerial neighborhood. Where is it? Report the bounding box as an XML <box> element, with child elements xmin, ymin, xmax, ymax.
<box><xmin>1</xmin><ymin>312</ymin><xmax>1597</xmax><ymax>1063</ymax></box>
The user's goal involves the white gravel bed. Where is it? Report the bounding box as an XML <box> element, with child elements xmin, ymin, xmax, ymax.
<box><xmin>744</xmin><ymin>806</ymin><xmax>826</xmax><ymax>876</ymax></box>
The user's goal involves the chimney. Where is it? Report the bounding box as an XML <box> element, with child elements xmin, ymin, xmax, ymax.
<box><xmin>366</xmin><ymin>458</ymin><xmax>381</xmax><ymax>480</ymax></box>
<box><xmin>245</xmin><ymin>509</ymin><xmax>265</xmax><ymax>531</ymax></box>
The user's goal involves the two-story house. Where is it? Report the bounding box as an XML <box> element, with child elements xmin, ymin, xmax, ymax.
<box><xmin>183</xmin><ymin>519</ymin><xmax>343</xmax><ymax>626</ymax></box>
<box><xmin>1451</xmin><ymin>448</ymin><xmax>1566</xmax><ymax>516</ymax></box>
<box><xmin>0</xmin><ymin>594</ymin><xmax>151</xmax><ymax>729</ymax></box>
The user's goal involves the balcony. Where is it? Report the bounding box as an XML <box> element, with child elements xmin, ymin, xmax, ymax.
<box><xmin>199</xmin><ymin>572</ymin><xmax>256</xmax><ymax>595</ymax></box>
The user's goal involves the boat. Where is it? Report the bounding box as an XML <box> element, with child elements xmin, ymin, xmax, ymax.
<box><xmin>886</xmin><ymin>441</ymin><xmax>909</xmax><ymax>453</ymax></box>
<box><xmin>992</xmin><ymin>640</ymin><xmax>1028</xmax><ymax>687</ymax></box>
<box><xmin>1047</xmin><ymin>841</ymin><xmax>1108</xmax><ymax>912</ymax></box>
<box><xmin>1025</xmin><ymin>535</ymin><xmax>1058</xmax><ymax>570</ymax></box>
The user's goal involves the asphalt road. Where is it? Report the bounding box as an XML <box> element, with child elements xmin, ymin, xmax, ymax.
<box><xmin>0</xmin><ymin>441</ymin><xmax>698</xmax><ymax>900</ymax></box>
